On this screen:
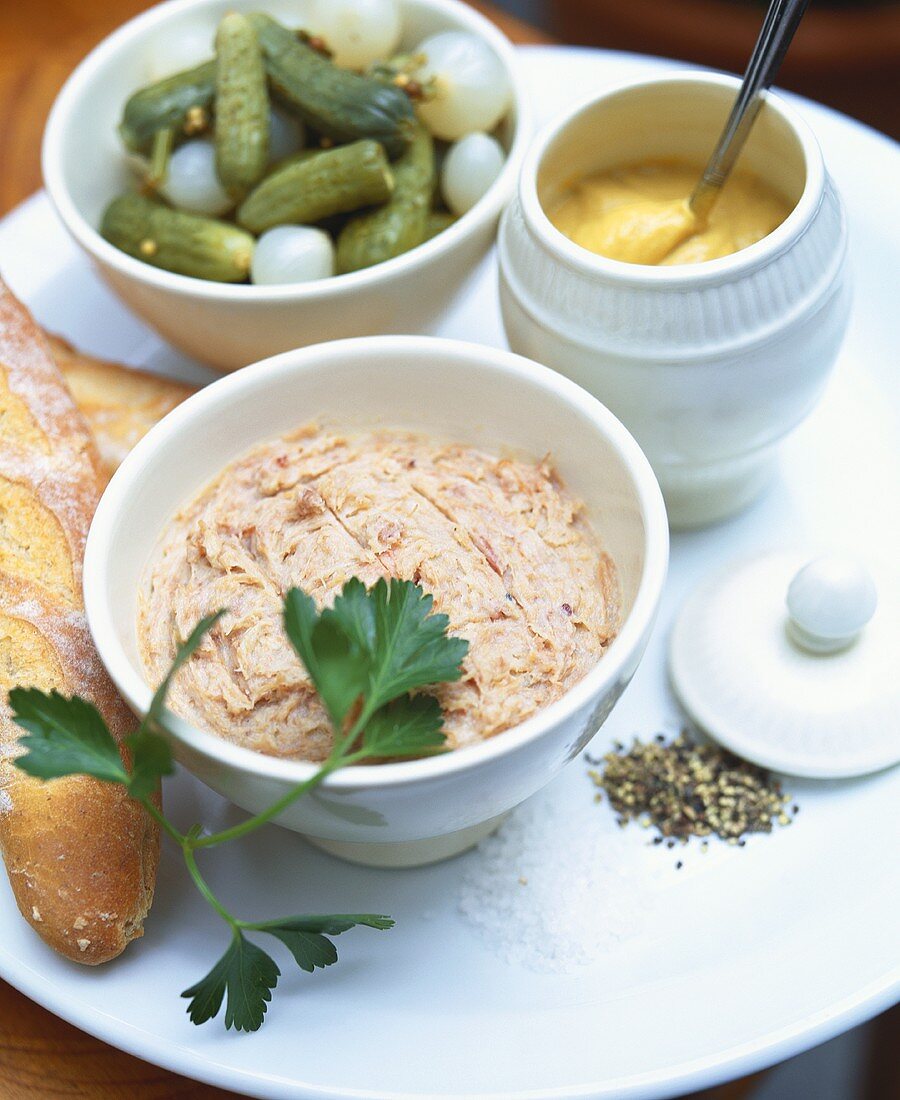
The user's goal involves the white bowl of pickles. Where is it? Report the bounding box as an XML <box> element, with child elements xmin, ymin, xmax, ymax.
<box><xmin>42</xmin><ymin>0</ymin><xmax>529</xmax><ymax>371</ymax></box>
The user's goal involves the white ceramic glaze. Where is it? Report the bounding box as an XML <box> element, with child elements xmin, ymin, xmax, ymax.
<box><xmin>84</xmin><ymin>336</ymin><xmax>668</xmax><ymax>865</ymax></box>
<box><xmin>498</xmin><ymin>73</ymin><xmax>851</xmax><ymax>528</ymax></box>
<box><xmin>669</xmin><ymin>550</ymin><xmax>900</xmax><ymax>778</ymax></box>
<box><xmin>786</xmin><ymin>555</ymin><xmax>877</xmax><ymax>653</ymax></box>
<box><xmin>41</xmin><ymin>0</ymin><xmax>531</xmax><ymax>372</ymax></box>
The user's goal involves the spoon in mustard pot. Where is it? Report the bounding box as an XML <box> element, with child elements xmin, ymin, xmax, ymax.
<box><xmin>554</xmin><ymin>0</ymin><xmax>811</xmax><ymax>265</ymax></box>
<box><xmin>689</xmin><ymin>0</ymin><xmax>811</xmax><ymax>223</ymax></box>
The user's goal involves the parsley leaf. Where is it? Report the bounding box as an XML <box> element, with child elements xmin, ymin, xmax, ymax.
<box><xmin>319</xmin><ymin>576</ymin><xmax>373</xmax><ymax>654</ymax></box>
<box><xmin>247</xmin><ymin>913</ymin><xmax>394</xmax><ymax>934</ymax></box>
<box><xmin>181</xmin><ymin>915</ymin><xmax>392</xmax><ymax>1027</ymax></box>
<box><xmin>283</xmin><ymin>578</ymin><xmax>468</xmax><ymax>756</ymax></box>
<box><xmin>125</xmin><ymin>727</ymin><xmax>174</xmax><ymax>801</ymax></box>
<box><xmin>361</xmin><ymin>695</ymin><xmax>447</xmax><ymax>757</ymax></box>
<box><xmin>284</xmin><ymin>588</ymin><xmax>367</xmax><ymax>729</ymax></box>
<box><xmin>328</xmin><ymin>577</ymin><xmax>469</xmax><ymax>710</ymax></box>
<box><xmin>245</xmin><ymin>914</ymin><xmax>394</xmax><ymax>973</ymax></box>
<box><xmin>182</xmin><ymin>931</ymin><xmax>280</xmax><ymax>1032</ymax></box>
<box><xmin>265</xmin><ymin>928</ymin><xmax>337</xmax><ymax>971</ymax></box>
<box><xmin>8</xmin><ymin>614</ymin><xmax>222</xmax><ymax>796</ymax></box>
<box><xmin>9</xmin><ymin>689</ymin><xmax>129</xmax><ymax>786</ymax></box>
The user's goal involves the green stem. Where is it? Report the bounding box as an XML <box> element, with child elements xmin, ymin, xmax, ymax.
<box><xmin>148</xmin><ymin>126</ymin><xmax>174</xmax><ymax>186</ymax></box>
<box><xmin>337</xmin><ymin>747</ymin><xmax>372</xmax><ymax>766</ymax></box>
<box><xmin>141</xmin><ymin>795</ymin><xmax>185</xmax><ymax>846</ymax></box>
<box><xmin>142</xmin><ymin>708</ymin><xmax>387</xmax><ymax>861</ymax></box>
<box><xmin>182</xmin><ymin>844</ymin><xmax>237</xmax><ymax>928</ymax></box>
<box><xmin>344</xmin><ymin>697</ymin><xmax>378</xmax><ymax>750</ymax></box>
<box><xmin>191</xmin><ymin>754</ymin><xmax>345</xmax><ymax>850</ymax></box>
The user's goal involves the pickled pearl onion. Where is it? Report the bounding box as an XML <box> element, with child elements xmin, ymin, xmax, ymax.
<box><xmin>441</xmin><ymin>132</ymin><xmax>505</xmax><ymax>216</ymax></box>
<box><xmin>414</xmin><ymin>31</ymin><xmax>512</xmax><ymax>141</ymax></box>
<box><xmin>251</xmin><ymin>226</ymin><xmax>336</xmax><ymax>285</ymax></box>
<box><xmin>159</xmin><ymin>139</ymin><xmax>233</xmax><ymax>217</ymax></box>
<box><xmin>304</xmin><ymin>0</ymin><xmax>402</xmax><ymax>70</ymax></box>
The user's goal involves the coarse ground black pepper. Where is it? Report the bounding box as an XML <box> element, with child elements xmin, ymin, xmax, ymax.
<box><xmin>587</xmin><ymin>731</ymin><xmax>796</xmax><ymax>844</ymax></box>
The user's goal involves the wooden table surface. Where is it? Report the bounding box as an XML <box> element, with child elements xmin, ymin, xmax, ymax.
<box><xmin>0</xmin><ymin>4</ymin><xmax>891</xmax><ymax>1098</ymax></box>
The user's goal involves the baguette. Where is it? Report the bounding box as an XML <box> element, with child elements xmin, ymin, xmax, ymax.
<box><xmin>45</xmin><ymin>333</ymin><xmax>195</xmax><ymax>479</ymax></box>
<box><xmin>0</xmin><ymin>280</ymin><xmax>159</xmax><ymax>964</ymax></box>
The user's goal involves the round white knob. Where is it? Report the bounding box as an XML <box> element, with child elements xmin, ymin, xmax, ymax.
<box><xmin>786</xmin><ymin>555</ymin><xmax>877</xmax><ymax>653</ymax></box>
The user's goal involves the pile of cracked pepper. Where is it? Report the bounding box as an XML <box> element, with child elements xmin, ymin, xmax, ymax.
<box><xmin>588</xmin><ymin>731</ymin><xmax>797</xmax><ymax>862</ymax></box>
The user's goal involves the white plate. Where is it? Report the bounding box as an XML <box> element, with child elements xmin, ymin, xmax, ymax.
<box><xmin>0</xmin><ymin>46</ymin><xmax>898</xmax><ymax>1100</ymax></box>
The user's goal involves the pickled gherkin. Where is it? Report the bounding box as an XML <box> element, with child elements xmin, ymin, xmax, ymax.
<box><xmin>214</xmin><ymin>13</ymin><xmax>270</xmax><ymax>199</ymax></box>
<box><xmin>119</xmin><ymin>61</ymin><xmax>216</xmax><ymax>153</ymax></box>
<box><xmin>237</xmin><ymin>141</ymin><xmax>393</xmax><ymax>235</ymax></box>
<box><xmin>101</xmin><ymin>193</ymin><xmax>254</xmax><ymax>282</ymax></box>
<box><xmin>248</xmin><ymin>13</ymin><xmax>415</xmax><ymax>158</ymax></box>
<box><xmin>336</xmin><ymin>125</ymin><xmax>434</xmax><ymax>273</ymax></box>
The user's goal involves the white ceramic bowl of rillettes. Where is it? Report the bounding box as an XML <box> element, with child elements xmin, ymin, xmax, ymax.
<box><xmin>84</xmin><ymin>336</ymin><xmax>668</xmax><ymax>867</ymax></box>
<box><xmin>42</xmin><ymin>0</ymin><xmax>530</xmax><ymax>372</ymax></box>
<box><xmin>498</xmin><ymin>72</ymin><xmax>851</xmax><ymax>528</ymax></box>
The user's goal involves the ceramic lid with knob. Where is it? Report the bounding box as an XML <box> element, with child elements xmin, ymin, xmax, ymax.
<box><xmin>669</xmin><ymin>551</ymin><xmax>899</xmax><ymax>778</ymax></box>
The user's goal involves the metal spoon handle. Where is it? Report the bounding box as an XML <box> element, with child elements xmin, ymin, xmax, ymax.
<box><xmin>690</xmin><ymin>0</ymin><xmax>810</xmax><ymax>219</ymax></box>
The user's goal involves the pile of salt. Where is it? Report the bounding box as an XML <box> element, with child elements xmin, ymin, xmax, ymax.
<box><xmin>457</xmin><ymin>781</ymin><xmax>650</xmax><ymax>972</ymax></box>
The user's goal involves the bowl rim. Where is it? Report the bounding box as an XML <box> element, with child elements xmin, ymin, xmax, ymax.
<box><xmin>41</xmin><ymin>0</ymin><xmax>531</xmax><ymax>302</ymax></box>
<box><xmin>518</xmin><ymin>70</ymin><xmax>827</xmax><ymax>287</ymax></box>
<box><xmin>84</xmin><ymin>335</ymin><xmax>669</xmax><ymax>791</ymax></box>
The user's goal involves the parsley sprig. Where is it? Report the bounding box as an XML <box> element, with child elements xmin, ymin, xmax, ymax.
<box><xmin>9</xmin><ymin>579</ymin><xmax>468</xmax><ymax>1032</ymax></box>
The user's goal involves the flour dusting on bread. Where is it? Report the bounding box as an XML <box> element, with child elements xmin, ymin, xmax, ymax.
<box><xmin>0</xmin><ymin>279</ymin><xmax>160</xmax><ymax>964</ymax></box>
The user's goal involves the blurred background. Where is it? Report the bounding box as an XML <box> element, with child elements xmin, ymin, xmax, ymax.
<box><xmin>497</xmin><ymin>0</ymin><xmax>900</xmax><ymax>137</ymax></box>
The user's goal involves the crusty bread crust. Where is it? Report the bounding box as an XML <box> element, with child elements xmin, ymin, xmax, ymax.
<box><xmin>0</xmin><ymin>280</ymin><xmax>160</xmax><ymax>965</ymax></box>
<box><xmin>46</xmin><ymin>334</ymin><xmax>194</xmax><ymax>480</ymax></box>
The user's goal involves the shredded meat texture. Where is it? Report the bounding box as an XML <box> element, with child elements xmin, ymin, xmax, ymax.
<box><xmin>139</xmin><ymin>427</ymin><xmax>619</xmax><ymax>761</ymax></box>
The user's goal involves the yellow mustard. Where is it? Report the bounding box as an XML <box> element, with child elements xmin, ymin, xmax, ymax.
<box><xmin>550</xmin><ymin>159</ymin><xmax>793</xmax><ymax>265</ymax></box>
